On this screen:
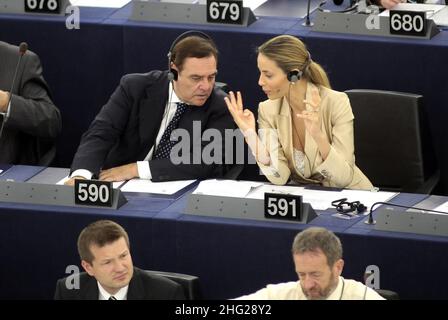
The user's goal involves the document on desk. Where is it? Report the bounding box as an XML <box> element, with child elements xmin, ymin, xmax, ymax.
<box><xmin>379</xmin><ymin>3</ymin><xmax>446</xmax><ymax>17</ymax></box>
<box><xmin>70</xmin><ymin>0</ymin><xmax>132</xmax><ymax>8</ymax></box>
<box><xmin>245</xmin><ymin>185</ymin><xmax>345</xmax><ymax>210</ymax></box>
<box><xmin>433</xmin><ymin>201</ymin><xmax>448</xmax><ymax>213</ymax></box>
<box><xmin>193</xmin><ymin>179</ymin><xmax>264</xmax><ymax>198</ymax></box>
<box><xmin>245</xmin><ymin>185</ymin><xmax>398</xmax><ymax>211</ymax></box>
<box><xmin>56</xmin><ymin>176</ymin><xmax>125</xmax><ymax>189</ymax></box>
<box><xmin>379</xmin><ymin>3</ymin><xmax>448</xmax><ymax>26</ymax></box>
<box><xmin>120</xmin><ymin>179</ymin><xmax>196</xmax><ymax>195</ymax></box>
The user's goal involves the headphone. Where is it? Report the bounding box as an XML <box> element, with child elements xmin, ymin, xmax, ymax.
<box><xmin>331</xmin><ymin>198</ymin><xmax>367</xmax><ymax>215</ymax></box>
<box><xmin>167</xmin><ymin>30</ymin><xmax>213</xmax><ymax>82</ymax></box>
<box><xmin>287</xmin><ymin>51</ymin><xmax>312</xmax><ymax>83</ymax></box>
<box><xmin>317</xmin><ymin>0</ymin><xmax>359</xmax><ymax>13</ymax></box>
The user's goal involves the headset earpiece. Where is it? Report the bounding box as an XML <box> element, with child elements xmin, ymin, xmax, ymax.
<box><xmin>287</xmin><ymin>51</ymin><xmax>312</xmax><ymax>84</ymax></box>
<box><xmin>167</xmin><ymin>30</ymin><xmax>213</xmax><ymax>82</ymax></box>
<box><xmin>287</xmin><ymin>70</ymin><xmax>302</xmax><ymax>83</ymax></box>
<box><xmin>331</xmin><ymin>198</ymin><xmax>366</xmax><ymax>215</ymax></box>
<box><xmin>168</xmin><ymin>68</ymin><xmax>178</xmax><ymax>81</ymax></box>
<box><xmin>356</xmin><ymin>203</ymin><xmax>367</xmax><ymax>214</ymax></box>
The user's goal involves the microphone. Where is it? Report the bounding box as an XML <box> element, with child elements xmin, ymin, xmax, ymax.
<box><xmin>302</xmin><ymin>0</ymin><xmax>314</xmax><ymax>27</ymax></box>
<box><xmin>365</xmin><ymin>201</ymin><xmax>448</xmax><ymax>225</ymax></box>
<box><xmin>0</xmin><ymin>42</ymin><xmax>28</xmax><ymax>140</ymax></box>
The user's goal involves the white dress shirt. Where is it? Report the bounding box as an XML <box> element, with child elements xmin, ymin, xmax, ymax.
<box><xmin>235</xmin><ymin>276</ymin><xmax>385</xmax><ymax>300</ymax></box>
<box><xmin>98</xmin><ymin>282</ymin><xmax>129</xmax><ymax>300</ymax></box>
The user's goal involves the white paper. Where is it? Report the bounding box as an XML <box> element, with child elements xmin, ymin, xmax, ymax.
<box><xmin>193</xmin><ymin>179</ymin><xmax>263</xmax><ymax>198</ymax></box>
<box><xmin>379</xmin><ymin>3</ymin><xmax>446</xmax><ymax>17</ymax></box>
<box><xmin>56</xmin><ymin>176</ymin><xmax>124</xmax><ymax>189</ymax></box>
<box><xmin>246</xmin><ymin>185</ymin><xmax>345</xmax><ymax>210</ymax></box>
<box><xmin>433</xmin><ymin>201</ymin><xmax>448</xmax><ymax>213</ymax></box>
<box><xmin>70</xmin><ymin>0</ymin><xmax>131</xmax><ymax>8</ymax></box>
<box><xmin>121</xmin><ymin>179</ymin><xmax>195</xmax><ymax>194</ymax></box>
<box><xmin>0</xmin><ymin>170</ymin><xmax>3</xmax><ymax>174</ymax></box>
<box><xmin>245</xmin><ymin>185</ymin><xmax>397</xmax><ymax>211</ymax></box>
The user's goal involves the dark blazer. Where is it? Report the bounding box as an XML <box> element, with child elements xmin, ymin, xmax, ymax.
<box><xmin>54</xmin><ymin>267</ymin><xmax>185</xmax><ymax>300</ymax></box>
<box><xmin>0</xmin><ymin>41</ymin><xmax>61</xmax><ymax>165</ymax></box>
<box><xmin>70</xmin><ymin>71</ymin><xmax>237</xmax><ymax>181</ymax></box>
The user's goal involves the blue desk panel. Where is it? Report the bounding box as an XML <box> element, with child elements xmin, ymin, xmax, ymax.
<box><xmin>0</xmin><ymin>166</ymin><xmax>446</xmax><ymax>299</ymax></box>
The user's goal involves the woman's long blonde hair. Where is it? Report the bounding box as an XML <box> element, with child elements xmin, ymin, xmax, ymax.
<box><xmin>257</xmin><ymin>35</ymin><xmax>331</xmax><ymax>88</ymax></box>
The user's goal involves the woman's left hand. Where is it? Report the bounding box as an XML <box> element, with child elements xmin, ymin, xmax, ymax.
<box><xmin>296</xmin><ymin>87</ymin><xmax>322</xmax><ymax>139</ymax></box>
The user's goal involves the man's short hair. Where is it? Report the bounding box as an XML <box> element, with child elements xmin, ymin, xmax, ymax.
<box><xmin>171</xmin><ymin>36</ymin><xmax>218</xmax><ymax>72</ymax></box>
<box><xmin>292</xmin><ymin>227</ymin><xmax>342</xmax><ymax>267</ymax></box>
<box><xmin>77</xmin><ymin>220</ymin><xmax>130</xmax><ymax>264</ymax></box>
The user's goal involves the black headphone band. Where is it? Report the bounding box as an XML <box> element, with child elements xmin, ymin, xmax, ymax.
<box><xmin>331</xmin><ymin>198</ymin><xmax>367</xmax><ymax>214</ymax></box>
<box><xmin>167</xmin><ymin>30</ymin><xmax>213</xmax><ymax>65</ymax></box>
<box><xmin>287</xmin><ymin>50</ymin><xmax>312</xmax><ymax>82</ymax></box>
<box><xmin>167</xmin><ymin>30</ymin><xmax>213</xmax><ymax>82</ymax></box>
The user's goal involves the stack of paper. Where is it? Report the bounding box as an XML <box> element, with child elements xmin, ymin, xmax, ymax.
<box><xmin>193</xmin><ymin>179</ymin><xmax>263</xmax><ymax>198</ymax></box>
<box><xmin>121</xmin><ymin>179</ymin><xmax>196</xmax><ymax>195</ymax></box>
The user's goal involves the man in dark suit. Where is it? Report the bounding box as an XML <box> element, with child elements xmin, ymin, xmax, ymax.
<box><xmin>54</xmin><ymin>220</ymin><xmax>185</xmax><ymax>300</ymax></box>
<box><xmin>66</xmin><ymin>31</ymin><xmax>236</xmax><ymax>185</ymax></box>
<box><xmin>0</xmin><ymin>41</ymin><xmax>61</xmax><ymax>165</ymax></box>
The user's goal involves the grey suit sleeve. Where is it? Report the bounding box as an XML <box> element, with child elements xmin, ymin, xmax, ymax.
<box><xmin>6</xmin><ymin>52</ymin><xmax>61</xmax><ymax>138</ymax></box>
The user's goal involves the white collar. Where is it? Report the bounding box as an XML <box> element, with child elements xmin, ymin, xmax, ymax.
<box><xmin>169</xmin><ymin>82</ymin><xmax>182</xmax><ymax>105</ymax></box>
<box><xmin>97</xmin><ymin>281</ymin><xmax>129</xmax><ymax>300</ymax></box>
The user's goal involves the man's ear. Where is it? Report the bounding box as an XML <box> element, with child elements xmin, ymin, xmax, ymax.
<box><xmin>81</xmin><ymin>260</ymin><xmax>94</xmax><ymax>276</ymax></box>
<box><xmin>334</xmin><ymin>259</ymin><xmax>344</xmax><ymax>277</ymax></box>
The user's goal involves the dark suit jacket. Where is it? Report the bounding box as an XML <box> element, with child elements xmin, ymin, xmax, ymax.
<box><xmin>0</xmin><ymin>41</ymin><xmax>61</xmax><ymax>165</ymax></box>
<box><xmin>70</xmin><ymin>70</ymin><xmax>237</xmax><ymax>181</ymax></box>
<box><xmin>54</xmin><ymin>267</ymin><xmax>185</xmax><ymax>300</ymax></box>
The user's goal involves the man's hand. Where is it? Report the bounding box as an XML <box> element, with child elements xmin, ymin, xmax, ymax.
<box><xmin>99</xmin><ymin>163</ymin><xmax>139</xmax><ymax>182</ymax></box>
<box><xmin>64</xmin><ymin>176</ymin><xmax>86</xmax><ymax>186</ymax></box>
<box><xmin>0</xmin><ymin>90</ymin><xmax>10</xmax><ymax>113</ymax></box>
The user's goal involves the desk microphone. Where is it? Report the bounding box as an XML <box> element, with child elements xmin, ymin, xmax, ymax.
<box><xmin>302</xmin><ymin>0</ymin><xmax>314</xmax><ymax>27</ymax></box>
<box><xmin>365</xmin><ymin>201</ymin><xmax>448</xmax><ymax>225</ymax></box>
<box><xmin>0</xmin><ymin>42</ymin><xmax>28</xmax><ymax>141</ymax></box>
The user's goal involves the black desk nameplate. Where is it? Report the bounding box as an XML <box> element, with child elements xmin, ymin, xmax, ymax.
<box><xmin>74</xmin><ymin>179</ymin><xmax>113</xmax><ymax>208</ymax></box>
<box><xmin>24</xmin><ymin>0</ymin><xmax>61</xmax><ymax>14</ymax></box>
<box><xmin>207</xmin><ymin>0</ymin><xmax>243</xmax><ymax>25</ymax></box>
<box><xmin>389</xmin><ymin>10</ymin><xmax>427</xmax><ymax>37</ymax></box>
<box><xmin>0</xmin><ymin>180</ymin><xmax>127</xmax><ymax>209</ymax></box>
<box><xmin>264</xmin><ymin>192</ymin><xmax>302</xmax><ymax>222</ymax></box>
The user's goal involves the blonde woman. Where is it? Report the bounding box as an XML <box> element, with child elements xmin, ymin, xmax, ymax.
<box><xmin>224</xmin><ymin>35</ymin><xmax>372</xmax><ymax>190</ymax></box>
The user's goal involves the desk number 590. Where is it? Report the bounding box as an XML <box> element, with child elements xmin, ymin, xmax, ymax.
<box><xmin>77</xmin><ymin>183</ymin><xmax>110</xmax><ymax>203</ymax></box>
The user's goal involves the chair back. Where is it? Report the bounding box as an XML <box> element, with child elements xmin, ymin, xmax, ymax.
<box><xmin>346</xmin><ymin>89</ymin><xmax>438</xmax><ymax>193</ymax></box>
<box><xmin>144</xmin><ymin>270</ymin><xmax>202</xmax><ymax>300</ymax></box>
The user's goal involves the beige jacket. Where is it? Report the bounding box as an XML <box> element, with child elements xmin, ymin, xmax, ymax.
<box><xmin>256</xmin><ymin>82</ymin><xmax>373</xmax><ymax>190</ymax></box>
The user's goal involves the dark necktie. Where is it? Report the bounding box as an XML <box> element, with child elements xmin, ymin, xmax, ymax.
<box><xmin>153</xmin><ymin>102</ymin><xmax>188</xmax><ymax>159</ymax></box>
<box><xmin>108</xmin><ymin>296</ymin><xmax>117</xmax><ymax>300</ymax></box>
